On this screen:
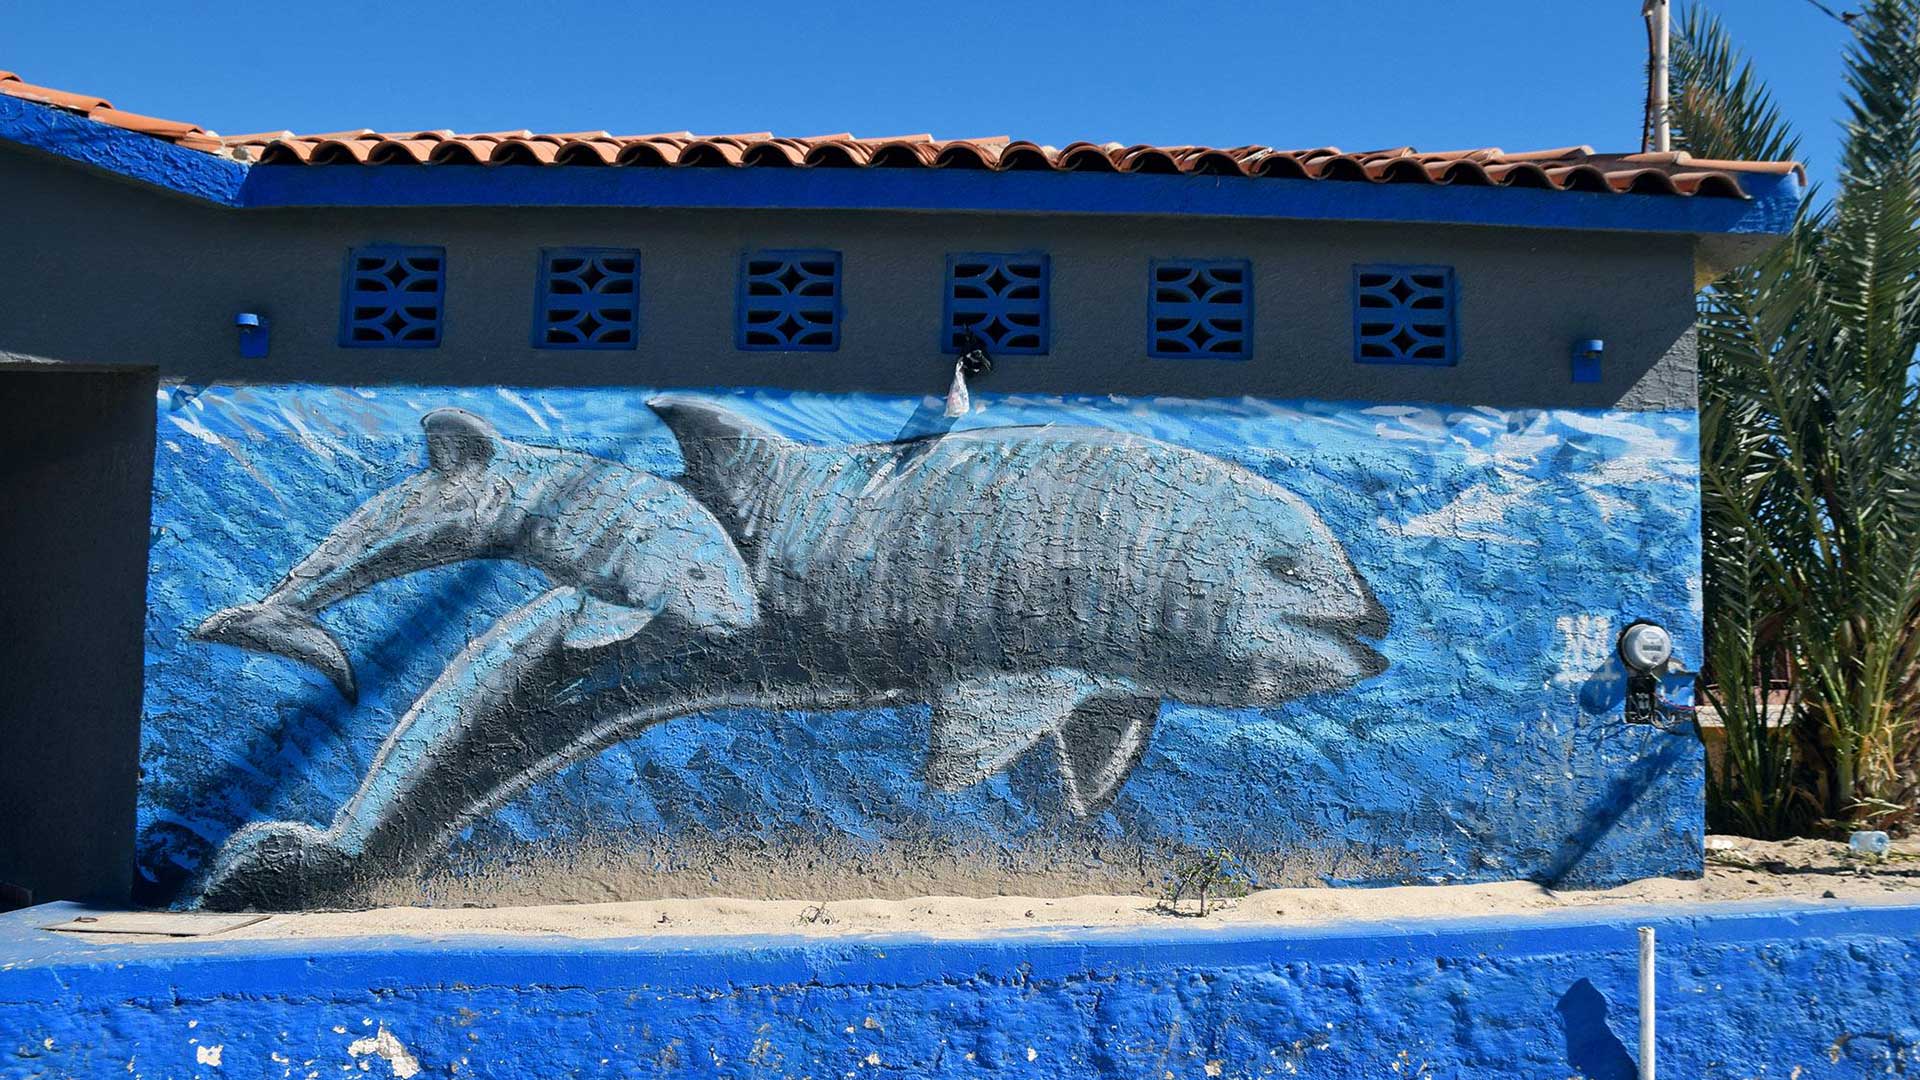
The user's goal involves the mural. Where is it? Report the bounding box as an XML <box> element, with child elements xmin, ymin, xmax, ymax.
<box><xmin>187</xmin><ymin>400</ymin><xmax>1386</xmax><ymax>908</ymax></box>
<box><xmin>139</xmin><ymin>386</ymin><xmax>1703</xmax><ymax>910</ymax></box>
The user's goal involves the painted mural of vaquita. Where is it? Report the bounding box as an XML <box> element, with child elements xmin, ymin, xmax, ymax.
<box><xmin>141</xmin><ymin>386</ymin><xmax>1704</xmax><ymax>910</ymax></box>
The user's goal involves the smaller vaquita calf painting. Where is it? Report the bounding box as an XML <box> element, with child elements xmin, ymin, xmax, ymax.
<box><xmin>139</xmin><ymin>384</ymin><xmax>1704</xmax><ymax>909</ymax></box>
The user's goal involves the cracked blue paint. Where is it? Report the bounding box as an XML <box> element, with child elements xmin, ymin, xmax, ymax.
<box><xmin>139</xmin><ymin>385</ymin><xmax>1704</xmax><ymax>905</ymax></box>
<box><xmin>2</xmin><ymin>900</ymin><xmax>1917</xmax><ymax>1077</ymax></box>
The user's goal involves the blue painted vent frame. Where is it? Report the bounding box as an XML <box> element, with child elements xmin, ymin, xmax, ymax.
<box><xmin>535</xmin><ymin>248</ymin><xmax>641</xmax><ymax>350</ymax></box>
<box><xmin>1353</xmin><ymin>264</ymin><xmax>1457</xmax><ymax>365</ymax></box>
<box><xmin>943</xmin><ymin>253</ymin><xmax>1050</xmax><ymax>355</ymax></box>
<box><xmin>1148</xmin><ymin>258</ymin><xmax>1252</xmax><ymax>360</ymax></box>
<box><xmin>737</xmin><ymin>250</ymin><xmax>843</xmax><ymax>351</ymax></box>
<box><xmin>340</xmin><ymin>245</ymin><xmax>445</xmax><ymax>348</ymax></box>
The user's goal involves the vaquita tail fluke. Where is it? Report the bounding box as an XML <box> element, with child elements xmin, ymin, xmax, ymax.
<box><xmin>194</xmin><ymin>602</ymin><xmax>357</xmax><ymax>702</ymax></box>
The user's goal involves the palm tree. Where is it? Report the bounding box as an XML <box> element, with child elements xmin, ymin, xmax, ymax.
<box><xmin>1673</xmin><ymin>0</ymin><xmax>1920</xmax><ymax>836</ymax></box>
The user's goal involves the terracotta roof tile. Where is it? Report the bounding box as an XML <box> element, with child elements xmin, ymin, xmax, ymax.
<box><xmin>0</xmin><ymin>68</ymin><xmax>1805</xmax><ymax>199</ymax></box>
<box><xmin>4</xmin><ymin>79</ymin><xmax>113</xmax><ymax>112</ymax></box>
<box><xmin>1</xmin><ymin>70</ymin><xmax>244</xmax><ymax>160</ymax></box>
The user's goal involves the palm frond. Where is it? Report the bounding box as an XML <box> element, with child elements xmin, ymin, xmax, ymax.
<box><xmin>1679</xmin><ymin>0</ymin><xmax>1920</xmax><ymax>834</ymax></box>
<box><xmin>1672</xmin><ymin>7</ymin><xmax>1804</xmax><ymax>164</ymax></box>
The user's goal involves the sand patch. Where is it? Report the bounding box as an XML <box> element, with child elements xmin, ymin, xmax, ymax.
<box><xmin>152</xmin><ymin>834</ymin><xmax>1919</xmax><ymax>943</ymax></box>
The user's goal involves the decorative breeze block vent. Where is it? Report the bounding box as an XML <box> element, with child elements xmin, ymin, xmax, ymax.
<box><xmin>944</xmin><ymin>254</ymin><xmax>1049</xmax><ymax>354</ymax></box>
<box><xmin>1148</xmin><ymin>259</ymin><xmax>1252</xmax><ymax>359</ymax></box>
<box><xmin>536</xmin><ymin>249</ymin><xmax>640</xmax><ymax>349</ymax></box>
<box><xmin>340</xmin><ymin>246</ymin><xmax>445</xmax><ymax>347</ymax></box>
<box><xmin>738</xmin><ymin>251</ymin><xmax>842</xmax><ymax>351</ymax></box>
<box><xmin>1353</xmin><ymin>265</ymin><xmax>1457</xmax><ymax>365</ymax></box>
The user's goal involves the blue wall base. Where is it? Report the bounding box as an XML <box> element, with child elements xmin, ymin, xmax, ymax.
<box><xmin>4</xmin><ymin>899</ymin><xmax>1917</xmax><ymax>1078</ymax></box>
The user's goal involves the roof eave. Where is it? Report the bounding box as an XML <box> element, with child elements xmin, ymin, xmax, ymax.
<box><xmin>1695</xmin><ymin>228</ymin><xmax>1799</xmax><ymax>286</ymax></box>
<box><xmin>0</xmin><ymin>94</ymin><xmax>1803</xmax><ymax>244</ymax></box>
<box><xmin>0</xmin><ymin>91</ymin><xmax>245</xmax><ymax>204</ymax></box>
<box><xmin>234</xmin><ymin>159</ymin><xmax>1804</xmax><ymax>241</ymax></box>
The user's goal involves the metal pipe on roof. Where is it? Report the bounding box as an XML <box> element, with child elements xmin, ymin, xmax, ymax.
<box><xmin>1645</xmin><ymin>0</ymin><xmax>1672</xmax><ymax>153</ymax></box>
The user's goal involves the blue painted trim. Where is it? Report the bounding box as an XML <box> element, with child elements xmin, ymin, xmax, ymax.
<box><xmin>338</xmin><ymin>245</ymin><xmax>446</xmax><ymax>348</ymax></box>
<box><xmin>0</xmin><ymin>93</ymin><xmax>1806</xmax><ymax>239</ymax></box>
<box><xmin>0</xmin><ymin>94</ymin><xmax>246</xmax><ymax>205</ymax></box>
<box><xmin>1353</xmin><ymin>263</ymin><xmax>1459</xmax><ymax>366</ymax></box>
<box><xmin>0</xmin><ymin>94</ymin><xmax>1805</xmax><ymax>238</ymax></box>
<box><xmin>532</xmin><ymin>247</ymin><xmax>642</xmax><ymax>350</ymax></box>
<box><xmin>1147</xmin><ymin>257</ymin><xmax>1253</xmax><ymax>360</ymax></box>
<box><xmin>735</xmin><ymin>249</ymin><xmax>843</xmax><ymax>351</ymax></box>
<box><xmin>233</xmin><ymin>163</ymin><xmax>1806</xmax><ymax>237</ymax></box>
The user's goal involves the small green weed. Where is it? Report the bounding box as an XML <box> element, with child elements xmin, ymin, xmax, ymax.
<box><xmin>1157</xmin><ymin>848</ymin><xmax>1256</xmax><ymax>918</ymax></box>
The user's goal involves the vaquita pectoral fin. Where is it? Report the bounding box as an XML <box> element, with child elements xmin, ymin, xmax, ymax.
<box><xmin>921</xmin><ymin>668</ymin><xmax>1144</xmax><ymax>795</ymax></box>
<box><xmin>193</xmin><ymin>602</ymin><xmax>357</xmax><ymax>702</ymax></box>
<box><xmin>1051</xmin><ymin>694</ymin><xmax>1161</xmax><ymax>818</ymax></box>
<box><xmin>560</xmin><ymin>595</ymin><xmax>657</xmax><ymax>650</ymax></box>
<box><xmin>926</xmin><ymin>677</ymin><xmax>1063</xmax><ymax>792</ymax></box>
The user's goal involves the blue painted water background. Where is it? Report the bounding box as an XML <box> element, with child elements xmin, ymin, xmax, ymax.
<box><xmin>137</xmin><ymin>384</ymin><xmax>1703</xmax><ymax>903</ymax></box>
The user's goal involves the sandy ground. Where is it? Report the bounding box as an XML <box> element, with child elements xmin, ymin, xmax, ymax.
<box><xmin>81</xmin><ymin>834</ymin><xmax>1903</xmax><ymax>944</ymax></box>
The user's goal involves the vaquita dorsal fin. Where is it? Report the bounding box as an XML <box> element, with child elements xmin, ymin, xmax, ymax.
<box><xmin>647</xmin><ymin>397</ymin><xmax>799</xmax><ymax>546</ymax></box>
<box><xmin>647</xmin><ymin>397</ymin><xmax>791</xmax><ymax>456</ymax></box>
<box><xmin>421</xmin><ymin>409</ymin><xmax>500</xmax><ymax>477</ymax></box>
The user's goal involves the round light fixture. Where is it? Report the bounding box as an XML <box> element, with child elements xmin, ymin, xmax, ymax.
<box><xmin>1618</xmin><ymin>621</ymin><xmax>1673</xmax><ymax>673</ymax></box>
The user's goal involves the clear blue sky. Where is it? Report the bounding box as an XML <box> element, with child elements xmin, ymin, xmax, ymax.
<box><xmin>6</xmin><ymin>1</ymin><xmax>1858</xmax><ymax>189</ymax></box>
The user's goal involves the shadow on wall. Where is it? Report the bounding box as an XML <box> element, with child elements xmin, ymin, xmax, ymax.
<box><xmin>1556</xmin><ymin>978</ymin><xmax>1637</xmax><ymax>1080</ymax></box>
<box><xmin>133</xmin><ymin>561</ymin><xmax>510</xmax><ymax>908</ymax></box>
<box><xmin>1540</xmin><ymin>730</ymin><xmax>1694</xmax><ymax>889</ymax></box>
<box><xmin>0</xmin><ymin>368</ymin><xmax>155</xmax><ymax>908</ymax></box>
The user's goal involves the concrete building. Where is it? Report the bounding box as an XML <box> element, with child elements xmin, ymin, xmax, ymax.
<box><xmin>0</xmin><ymin>70</ymin><xmax>1806</xmax><ymax>915</ymax></box>
<box><xmin>22</xmin><ymin>66</ymin><xmax>1920</xmax><ymax>1080</ymax></box>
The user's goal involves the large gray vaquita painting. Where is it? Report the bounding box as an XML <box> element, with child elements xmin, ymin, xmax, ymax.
<box><xmin>185</xmin><ymin>396</ymin><xmax>1389</xmax><ymax>909</ymax></box>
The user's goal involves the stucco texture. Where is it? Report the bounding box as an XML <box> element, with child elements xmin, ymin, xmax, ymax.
<box><xmin>3</xmin><ymin>900</ymin><xmax>1916</xmax><ymax>1079</ymax></box>
<box><xmin>137</xmin><ymin>383</ymin><xmax>1702</xmax><ymax>908</ymax></box>
<box><xmin>0</xmin><ymin>143</ymin><xmax>1699</xmax><ymax>414</ymax></box>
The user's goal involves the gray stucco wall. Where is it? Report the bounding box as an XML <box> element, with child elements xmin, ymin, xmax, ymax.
<box><xmin>0</xmin><ymin>144</ymin><xmax>1696</xmax><ymax>411</ymax></box>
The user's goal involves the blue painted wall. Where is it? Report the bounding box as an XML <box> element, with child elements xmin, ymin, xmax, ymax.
<box><xmin>138</xmin><ymin>384</ymin><xmax>1702</xmax><ymax>907</ymax></box>
<box><xmin>4</xmin><ymin>900</ymin><xmax>1917</xmax><ymax>1078</ymax></box>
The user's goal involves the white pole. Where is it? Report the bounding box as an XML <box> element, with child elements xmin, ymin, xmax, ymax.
<box><xmin>1647</xmin><ymin>0</ymin><xmax>1672</xmax><ymax>152</ymax></box>
<box><xmin>1638</xmin><ymin>926</ymin><xmax>1657</xmax><ymax>1080</ymax></box>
